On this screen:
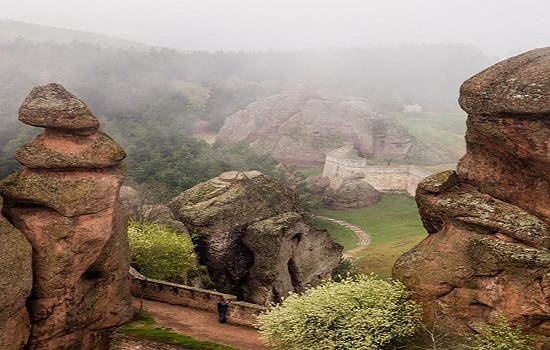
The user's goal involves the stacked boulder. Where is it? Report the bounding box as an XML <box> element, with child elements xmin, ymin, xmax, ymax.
<box><xmin>0</xmin><ymin>83</ymin><xmax>132</xmax><ymax>349</ymax></box>
<box><xmin>393</xmin><ymin>48</ymin><xmax>550</xmax><ymax>336</ymax></box>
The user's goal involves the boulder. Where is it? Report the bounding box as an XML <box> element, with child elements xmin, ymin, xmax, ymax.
<box><xmin>0</xmin><ymin>83</ymin><xmax>132</xmax><ymax>350</ymax></box>
<box><xmin>0</xmin><ymin>196</ymin><xmax>33</xmax><ymax>350</ymax></box>
<box><xmin>322</xmin><ymin>179</ymin><xmax>381</xmax><ymax>210</ymax></box>
<box><xmin>393</xmin><ymin>48</ymin><xmax>550</xmax><ymax>337</ymax></box>
<box><xmin>242</xmin><ymin>212</ymin><xmax>342</xmax><ymax>305</ymax></box>
<box><xmin>169</xmin><ymin>171</ymin><xmax>342</xmax><ymax>304</ymax></box>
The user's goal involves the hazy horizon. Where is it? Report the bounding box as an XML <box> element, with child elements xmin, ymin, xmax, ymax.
<box><xmin>2</xmin><ymin>0</ymin><xmax>549</xmax><ymax>59</ymax></box>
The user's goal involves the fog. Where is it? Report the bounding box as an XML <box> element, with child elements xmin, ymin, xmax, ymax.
<box><xmin>3</xmin><ymin>0</ymin><xmax>549</xmax><ymax>58</ymax></box>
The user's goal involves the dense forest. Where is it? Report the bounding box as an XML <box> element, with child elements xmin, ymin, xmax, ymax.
<box><xmin>0</xmin><ymin>31</ymin><xmax>496</xmax><ymax>195</ymax></box>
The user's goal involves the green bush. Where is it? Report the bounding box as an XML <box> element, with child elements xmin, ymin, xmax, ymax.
<box><xmin>257</xmin><ymin>274</ymin><xmax>421</xmax><ymax>350</ymax></box>
<box><xmin>128</xmin><ymin>220</ymin><xmax>199</xmax><ymax>284</ymax></box>
<box><xmin>470</xmin><ymin>315</ymin><xmax>538</xmax><ymax>350</ymax></box>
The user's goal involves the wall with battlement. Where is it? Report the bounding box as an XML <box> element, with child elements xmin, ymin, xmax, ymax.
<box><xmin>129</xmin><ymin>268</ymin><xmax>266</xmax><ymax>327</ymax></box>
<box><xmin>322</xmin><ymin>145</ymin><xmax>432</xmax><ymax>195</ymax></box>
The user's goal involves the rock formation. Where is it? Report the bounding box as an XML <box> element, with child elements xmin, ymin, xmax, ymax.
<box><xmin>322</xmin><ymin>180</ymin><xmax>381</xmax><ymax>210</ymax></box>
<box><xmin>393</xmin><ymin>48</ymin><xmax>550</xmax><ymax>336</ymax></box>
<box><xmin>169</xmin><ymin>171</ymin><xmax>342</xmax><ymax>305</ymax></box>
<box><xmin>0</xmin><ymin>196</ymin><xmax>33</xmax><ymax>350</ymax></box>
<box><xmin>0</xmin><ymin>83</ymin><xmax>132</xmax><ymax>349</ymax></box>
<box><xmin>217</xmin><ymin>82</ymin><xmax>419</xmax><ymax>166</ymax></box>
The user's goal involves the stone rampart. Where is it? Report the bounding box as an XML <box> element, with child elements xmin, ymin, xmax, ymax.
<box><xmin>129</xmin><ymin>268</ymin><xmax>266</xmax><ymax>327</ymax></box>
<box><xmin>322</xmin><ymin>145</ymin><xmax>432</xmax><ymax>195</ymax></box>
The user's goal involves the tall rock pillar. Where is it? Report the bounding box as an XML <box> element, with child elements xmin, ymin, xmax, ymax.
<box><xmin>393</xmin><ymin>48</ymin><xmax>550</xmax><ymax>336</ymax></box>
<box><xmin>0</xmin><ymin>83</ymin><xmax>132</xmax><ymax>349</ymax></box>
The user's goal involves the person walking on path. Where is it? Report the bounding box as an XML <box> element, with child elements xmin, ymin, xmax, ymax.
<box><xmin>217</xmin><ymin>299</ymin><xmax>230</xmax><ymax>324</ymax></box>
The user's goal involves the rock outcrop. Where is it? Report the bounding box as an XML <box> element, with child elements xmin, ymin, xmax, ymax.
<box><xmin>393</xmin><ymin>48</ymin><xmax>550</xmax><ymax>336</ymax></box>
<box><xmin>216</xmin><ymin>82</ymin><xmax>417</xmax><ymax>166</ymax></box>
<box><xmin>0</xmin><ymin>83</ymin><xmax>132</xmax><ymax>349</ymax></box>
<box><xmin>0</xmin><ymin>196</ymin><xmax>33</xmax><ymax>350</ymax></box>
<box><xmin>169</xmin><ymin>171</ymin><xmax>342</xmax><ymax>305</ymax></box>
<box><xmin>322</xmin><ymin>179</ymin><xmax>381</xmax><ymax>210</ymax></box>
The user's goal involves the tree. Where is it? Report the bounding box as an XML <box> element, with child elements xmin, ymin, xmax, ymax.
<box><xmin>257</xmin><ymin>274</ymin><xmax>421</xmax><ymax>350</ymax></box>
<box><xmin>469</xmin><ymin>315</ymin><xmax>539</xmax><ymax>350</ymax></box>
<box><xmin>128</xmin><ymin>220</ymin><xmax>200</xmax><ymax>285</ymax></box>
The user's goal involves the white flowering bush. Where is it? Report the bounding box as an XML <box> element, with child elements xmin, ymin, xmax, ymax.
<box><xmin>128</xmin><ymin>220</ymin><xmax>197</xmax><ymax>284</ymax></box>
<box><xmin>258</xmin><ymin>274</ymin><xmax>421</xmax><ymax>350</ymax></box>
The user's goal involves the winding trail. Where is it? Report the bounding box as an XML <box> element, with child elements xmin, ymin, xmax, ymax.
<box><xmin>312</xmin><ymin>215</ymin><xmax>372</xmax><ymax>258</ymax></box>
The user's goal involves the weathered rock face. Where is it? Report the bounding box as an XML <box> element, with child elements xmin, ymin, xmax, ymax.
<box><xmin>0</xmin><ymin>196</ymin><xmax>33</xmax><ymax>350</ymax></box>
<box><xmin>393</xmin><ymin>48</ymin><xmax>550</xmax><ymax>336</ymax></box>
<box><xmin>169</xmin><ymin>171</ymin><xmax>342</xmax><ymax>305</ymax></box>
<box><xmin>216</xmin><ymin>82</ymin><xmax>415</xmax><ymax>166</ymax></box>
<box><xmin>0</xmin><ymin>83</ymin><xmax>132</xmax><ymax>350</ymax></box>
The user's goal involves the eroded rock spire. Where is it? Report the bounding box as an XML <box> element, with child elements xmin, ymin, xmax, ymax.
<box><xmin>0</xmin><ymin>83</ymin><xmax>132</xmax><ymax>350</ymax></box>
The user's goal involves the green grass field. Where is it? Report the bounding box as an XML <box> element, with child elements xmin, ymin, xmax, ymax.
<box><xmin>311</xmin><ymin>194</ymin><xmax>427</xmax><ymax>279</ymax></box>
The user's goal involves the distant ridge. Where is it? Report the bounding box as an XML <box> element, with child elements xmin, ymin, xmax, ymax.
<box><xmin>0</xmin><ymin>19</ymin><xmax>151</xmax><ymax>50</ymax></box>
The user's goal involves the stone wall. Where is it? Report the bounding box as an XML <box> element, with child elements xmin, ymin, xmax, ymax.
<box><xmin>129</xmin><ymin>269</ymin><xmax>266</xmax><ymax>327</ymax></box>
<box><xmin>322</xmin><ymin>144</ymin><xmax>432</xmax><ymax>195</ymax></box>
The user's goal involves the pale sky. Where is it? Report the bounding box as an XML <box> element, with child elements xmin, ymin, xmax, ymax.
<box><xmin>2</xmin><ymin>0</ymin><xmax>549</xmax><ymax>58</ymax></box>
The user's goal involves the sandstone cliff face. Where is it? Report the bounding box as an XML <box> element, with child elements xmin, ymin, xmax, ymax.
<box><xmin>216</xmin><ymin>82</ymin><xmax>415</xmax><ymax>166</ymax></box>
<box><xmin>169</xmin><ymin>171</ymin><xmax>342</xmax><ymax>305</ymax></box>
<box><xmin>393</xmin><ymin>48</ymin><xmax>550</xmax><ymax>336</ymax></box>
<box><xmin>0</xmin><ymin>196</ymin><xmax>33</xmax><ymax>350</ymax></box>
<box><xmin>0</xmin><ymin>83</ymin><xmax>132</xmax><ymax>350</ymax></box>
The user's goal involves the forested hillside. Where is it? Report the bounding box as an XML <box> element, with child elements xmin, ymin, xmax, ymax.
<box><xmin>0</xmin><ymin>23</ymin><xmax>496</xmax><ymax>194</ymax></box>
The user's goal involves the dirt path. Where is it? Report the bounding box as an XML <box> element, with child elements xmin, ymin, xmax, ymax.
<box><xmin>134</xmin><ymin>298</ymin><xmax>270</xmax><ymax>350</ymax></box>
<box><xmin>313</xmin><ymin>215</ymin><xmax>372</xmax><ymax>258</ymax></box>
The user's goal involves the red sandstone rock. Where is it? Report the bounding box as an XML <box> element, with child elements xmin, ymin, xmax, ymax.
<box><xmin>19</xmin><ymin>83</ymin><xmax>100</xmax><ymax>135</ymax></box>
<box><xmin>0</xmin><ymin>196</ymin><xmax>33</xmax><ymax>350</ymax></box>
<box><xmin>0</xmin><ymin>83</ymin><xmax>132</xmax><ymax>350</ymax></box>
<box><xmin>16</xmin><ymin>129</ymin><xmax>126</xmax><ymax>169</ymax></box>
<box><xmin>458</xmin><ymin>48</ymin><xmax>550</xmax><ymax>226</ymax></box>
<box><xmin>394</xmin><ymin>48</ymin><xmax>550</xmax><ymax>337</ymax></box>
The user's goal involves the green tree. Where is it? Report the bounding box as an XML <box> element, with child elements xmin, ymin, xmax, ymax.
<box><xmin>258</xmin><ymin>274</ymin><xmax>421</xmax><ymax>350</ymax></box>
<box><xmin>128</xmin><ymin>220</ymin><xmax>199</xmax><ymax>285</ymax></box>
<box><xmin>470</xmin><ymin>315</ymin><xmax>539</xmax><ymax>350</ymax></box>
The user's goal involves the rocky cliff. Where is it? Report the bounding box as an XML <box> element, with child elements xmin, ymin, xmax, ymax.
<box><xmin>169</xmin><ymin>171</ymin><xmax>342</xmax><ymax>305</ymax></box>
<box><xmin>393</xmin><ymin>48</ymin><xmax>550</xmax><ymax>336</ymax></box>
<box><xmin>0</xmin><ymin>83</ymin><xmax>132</xmax><ymax>349</ymax></box>
<box><xmin>216</xmin><ymin>82</ymin><xmax>424</xmax><ymax>166</ymax></box>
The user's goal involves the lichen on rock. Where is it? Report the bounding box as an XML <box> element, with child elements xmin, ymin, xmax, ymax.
<box><xmin>0</xmin><ymin>83</ymin><xmax>132</xmax><ymax>350</ymax></box>
<box><xmin>169</xmin><ymin>171</ymin><xmax>342</xmax><ymax>305</ymax></box>
<box><xmin>394</xmin><ymin>48</ymin><xmax>550</xmax><ymax>338</ymax></box>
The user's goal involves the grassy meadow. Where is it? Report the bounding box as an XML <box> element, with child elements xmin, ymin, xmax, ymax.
<box><xmin>311</xmin><ymin>194</ymin><xmax>428</xmax><ymax>279</ymax></box>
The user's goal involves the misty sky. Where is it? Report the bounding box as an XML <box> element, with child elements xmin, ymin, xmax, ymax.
<box><xmin>2</xmin><ymin>0</ymin><xmax>549</xmax><ymax>58</ymax></box>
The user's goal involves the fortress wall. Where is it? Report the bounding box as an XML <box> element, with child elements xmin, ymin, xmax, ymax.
<box><xmin>129</xmin><ymin>268</ymin><xmax>266</xmax><ymax>327</ymax></box>
<box><xmin>323</xmin><ymin>145</ymin><xmax>433</xmax><ymax>195</ymax></box>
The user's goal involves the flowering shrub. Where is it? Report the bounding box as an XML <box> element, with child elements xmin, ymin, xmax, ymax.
<box><xmin>258</xmin><ymin>274</ymin><xmax>421</xmax><ymax>350</ymax></box>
